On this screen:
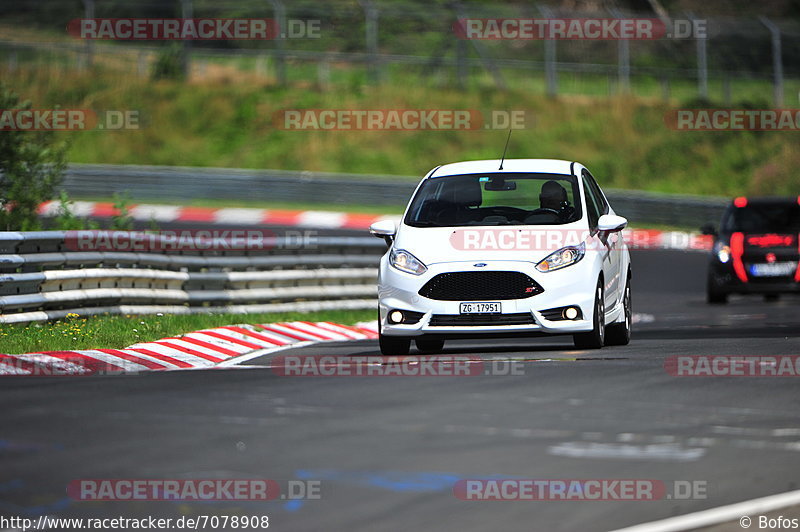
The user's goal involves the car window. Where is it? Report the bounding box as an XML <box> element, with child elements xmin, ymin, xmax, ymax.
<box><xmin>722</xmin><ymin>203</ymin><xmax>800</xmax><ymax>233</ymax></box>
<box><xmin>404</xmin><ymin>173</ymin><xmax>582</xmax><ymax>227</ymax></box>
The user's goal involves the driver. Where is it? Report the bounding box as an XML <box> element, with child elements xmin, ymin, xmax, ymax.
<box><xmin>539</xmin><ymin>180</ymin><xmax>569</xmax><ymax>212</ymax></box>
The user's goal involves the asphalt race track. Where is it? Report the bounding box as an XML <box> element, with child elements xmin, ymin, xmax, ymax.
<box><xmin>2</xmin><ymin>248</ymin><xmax>800</xmax><ymax>531</ymax></box>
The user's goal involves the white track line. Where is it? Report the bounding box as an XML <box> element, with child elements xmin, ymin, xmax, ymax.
<box><xmin>611</xmin><ymin>488</ymin><xmax>800</xmax><ymax>532</ymax></box>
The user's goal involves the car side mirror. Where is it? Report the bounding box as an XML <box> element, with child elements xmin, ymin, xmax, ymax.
<box><xmin>369</xmin><ymin>219</ymin><xmax>397</xmax><ymax>246</ymax></box>
<box><xmin>700</xmin><ymin>223</ymin><xmax>717</xmax><ymax>237</ymax></box>
<box><xmin>597</xmin><ymin>214</ymin><xmax>628</xmax><ymax>232</ymax></box>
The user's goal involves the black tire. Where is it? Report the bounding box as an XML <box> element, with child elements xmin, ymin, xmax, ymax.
<box><xmin>378</xmin><ymin>309</ymin><xmax>411</xmax><ymax>356</ymax></box>
<box><xmin>573</xmin><ymin>280</ymin><xmax>605</xmax><ymax>349</ymax></box>
<box><xmin>764</xmin><ymin>294</ymin><xmax>780</xmax><ymax>302</ymax></box>
<box><xmin>707</xmin><ymin>286</ymin><xmax>728</xmax><ymax>304</ymax></box>
<box><xmin>379</xmin><ymin>334</ymin><xmax>411</xmax><ymax>356</ymax></box>
<box><xmin>605</xmin><ymin>275</ymin><xmax>631</xmax><ymax>346</ymax></box>
<box><xmin>415</xmin><ymin>338</ymin><xmax>445</xmax><ymax>354</ymax></box>
<box><xmin>706</xmin><ymin>272</ymin><xmax>728</xmax><ymax>304</ymax></box>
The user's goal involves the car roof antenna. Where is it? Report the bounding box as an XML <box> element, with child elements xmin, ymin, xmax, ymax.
<box><xmin>498</xmin><ymin>129</ymin><xmax>512</xmax><ymax>170</ymax></box>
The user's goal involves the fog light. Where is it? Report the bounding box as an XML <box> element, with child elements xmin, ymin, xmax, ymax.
<box><xmin>389</xmin><ymin>310</ymin><xmax>404</xmax><ymax>324</ymax></box>
<box><xmin>564</xmin><ymin>307</ymin><xmax>579</xmax><ymax>320</ymax></box>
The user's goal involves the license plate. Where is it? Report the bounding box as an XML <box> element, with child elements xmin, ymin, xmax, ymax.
<box><xmin>459</xmin><ymin>302</ymin><xmax>501</xmax><ymax>314</ymax></box>
<box><xmin>749</xmin><ymin>262</ymin><xmax>797</xmax><ymax>277</ymax></box>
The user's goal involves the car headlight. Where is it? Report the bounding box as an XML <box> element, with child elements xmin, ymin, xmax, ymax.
<box><xmin>536</xmin><ymin>242</ymin><xmax>585</xmax><ymax>273</ymax></box>
<box><xmin>390</xmin><ymin>248</ymin><xmax>427</xmax><ymax>275</ymax></box>
<box><xmin>713</xmin><ymin>241</ymin><xmax>731</xmax><ymax>263</ymax></box>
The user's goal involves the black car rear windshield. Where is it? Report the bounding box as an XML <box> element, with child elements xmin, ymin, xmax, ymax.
<box><xmin>404</xmin><ymin>173</ymin><xmax>582</xmax><ymax>227</ymax></box>
<box><xmin>722</xmin><ymin>203</ymin><xmax>800</xmax><ymax>233</ymax></box>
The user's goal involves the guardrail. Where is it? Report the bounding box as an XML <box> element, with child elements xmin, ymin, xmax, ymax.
<box><xmin>0</xmin><ymin>231</ymin><xmax>385</xmax><ymax>324</ymax></box>
<box><xmin>0</xmin><ymin>227</ymin><xmax>710</xmax><ymax>325</ymax></box>
<box><xmin>59</xmin><ymin>164</ymin><xmax>729</xmax><ymax>228</ymax></box>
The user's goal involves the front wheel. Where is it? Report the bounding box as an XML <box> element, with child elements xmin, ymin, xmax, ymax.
<box><xmin>573</xmin><ymin>280</ymin><xmax>605</xmax><ymax>349</ymax></box>
<box><xmin>707</xmin><ymin>272</ymin><xmax>728</xmax><ymax>304</ymax></box>
<box><xmin>415</xmin><ymin>338</ymin><xmax>445</xmax><ymax>354</ymax></box>
<box><xmin>605</xmin><ymin>275</ymin><xmax>631</xmax><ymax>346</ymax></box>
<box><xmin>379</xmin><ymin>333</ymin><xmax>411</xmax><ymax>356</ymax></box>
<box><xmin>378</xmin><ymin>309</ymin><xmax>411</xmax><ymax>356</ymax></box>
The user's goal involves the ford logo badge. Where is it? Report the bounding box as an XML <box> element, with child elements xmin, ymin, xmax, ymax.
<box><xmin>474</xmin><ymin>263</ymin><xmax>487</xmax><ymax>267</ymax></box>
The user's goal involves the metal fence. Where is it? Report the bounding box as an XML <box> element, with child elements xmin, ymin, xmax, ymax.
<box><xmin>0</xmin><ymin>231</ymin><xmax>384</xmax><ymax>324</ymax></box>
<box><xmin>2</xmin><ymin>0</ymin><xmax>799</xmax><ymax>103</ymax></box>
<box><xmin>59</xmin><ymin>163</ymin><xmax>730</xmax><ymax>228</ymax></box>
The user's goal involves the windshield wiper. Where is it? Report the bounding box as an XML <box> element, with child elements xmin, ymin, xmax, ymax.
<box><xmin>406</xmin><ymin>220</ymin><xmax>444</xmax><ymax>227</ymax></box>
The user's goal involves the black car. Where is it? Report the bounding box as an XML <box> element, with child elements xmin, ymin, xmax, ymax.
<box><xmin>702</xmin><ymin>196</ymin><xmax>800</xmax><ymax>304</ymax></box>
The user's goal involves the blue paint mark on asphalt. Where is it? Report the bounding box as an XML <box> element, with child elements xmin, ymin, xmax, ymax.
<box><xmin>283</xmin><ymin>499</ymin><xmax>304</xmax><ymax>512</ymax></box>
<box><xmin>0</xmin><ymin>479</ymin><xmax>24</xmax><ymax>493</ymax></box>
<box><xmin>297</xmin><ymin>469</ymin><xmax>466</xmax><ymax>493</ymax></box>
<box><xmin>294</xmin><ymin>469</ymin><xmax>594</xmax><ymax>495</ymax></box>
<box><xmin>0</xmin><ymin>440</ymin><xmax>64</xmax><ymax>453</ymax></box>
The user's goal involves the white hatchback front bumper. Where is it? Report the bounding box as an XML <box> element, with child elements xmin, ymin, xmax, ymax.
<box><xmin>378</xmin><ymin>259</ymin><xmax>599</xmax><ymax>337</ymax></box>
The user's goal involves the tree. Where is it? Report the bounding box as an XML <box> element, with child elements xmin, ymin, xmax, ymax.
<box><xmin>0</xmin><ymin>85</ymin><xmax>68</xmax><ymax>231</ymax></box>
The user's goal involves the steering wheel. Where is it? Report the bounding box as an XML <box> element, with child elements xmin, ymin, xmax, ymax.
<box><xmin>529</xmin><ymin>207</ymin><xmax>561</xmax><ymax>216</ymax></box>
<box><xmin>485</xmin><ymin>206</ymin><xmax>529</xmax><ymax>221</ymax></box>
<box><xmin>524</xmin><ymin>207</ymin><xmax>563</xmax><ymax>224</ymax></box>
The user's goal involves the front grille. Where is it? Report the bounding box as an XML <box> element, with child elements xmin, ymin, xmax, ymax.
<box><xmin>429</xmin><ymin>313</ymin><xmax>535</xmax><ymax>326</ymax></box>
<box><xmin>419</xmin><ymin>271</ymin><xmax>543</xmax><ymax>301</ymax></box>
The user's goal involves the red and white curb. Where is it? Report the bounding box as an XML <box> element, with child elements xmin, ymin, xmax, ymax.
<box><xmin>38</xmin><ymin>200</ymin><xmax>712</xmax><ymax>251</ymax></box>
<box><xmin>38</xmin><ymin>201</ymin><xmax>399</xmax><ymax>230</ymax></box>
<box><xmin>0</xmin><ymin>321</ymin><xmax>379</xmax><ymax>376</ymax></box>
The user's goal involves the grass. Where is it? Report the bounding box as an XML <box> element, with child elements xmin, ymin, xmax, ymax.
<box><xmin>0</xmin><ymin>309</ymin><xmax>376</xmax><ymax>355</ymax></box>
<box><xmin>4</xmin><ymin>63</ymin><xmax>798</xmax><ymax>199</ymax></box>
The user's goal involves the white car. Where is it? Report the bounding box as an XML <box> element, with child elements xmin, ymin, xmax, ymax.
<box><xmin>369</xmin><ymin>159</ymin><xmax>632</xmax><ymax>355</ymax></box>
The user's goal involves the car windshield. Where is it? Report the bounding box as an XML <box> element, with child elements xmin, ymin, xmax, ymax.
<box><xmin>722</xmin><ymin>203</ymin><xmax>800</xmax><ymax>233</ymax></box>
<box><xmin>404</xmin><ymin>173</ymin><xmax>582</xmax><ymax>227</ymax></box>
